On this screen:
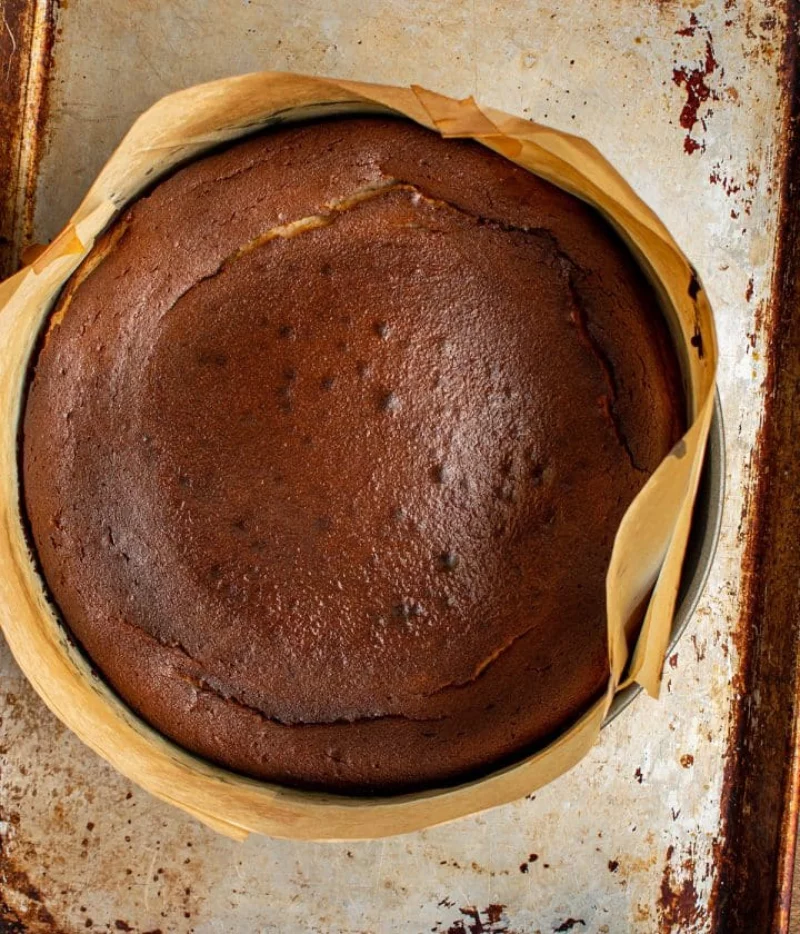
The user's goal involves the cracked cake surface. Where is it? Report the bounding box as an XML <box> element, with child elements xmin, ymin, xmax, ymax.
<box><xmin>22</xmin><ymin>116</ymin><xmax>684</xmax><ymax>793</ymax></box>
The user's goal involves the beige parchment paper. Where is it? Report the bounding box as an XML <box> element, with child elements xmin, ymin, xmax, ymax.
<box><xmin>0</xmin><ymin>72</ymin><xmax>717</xmax><ymax>841</ymax></box>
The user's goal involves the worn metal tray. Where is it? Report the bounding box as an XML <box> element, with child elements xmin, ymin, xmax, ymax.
<box><xmin>1</xmin><ymin>2</ymin><xmax>798</xmax><ymax>932</ymax></box>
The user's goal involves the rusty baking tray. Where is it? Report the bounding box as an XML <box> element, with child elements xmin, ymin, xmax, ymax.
<box><xmin>1</xmin><ymin>2</ymin><xmax>798</xmax><ymax>933</ymax></box>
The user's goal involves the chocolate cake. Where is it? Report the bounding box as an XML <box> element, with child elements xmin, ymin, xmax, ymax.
<box><xmin>22</xmin><ymin>116</ymin><xmax>684</xmax><ymax>793</ymax></box>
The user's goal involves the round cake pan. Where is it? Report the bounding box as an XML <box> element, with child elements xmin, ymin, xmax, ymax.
<box><xmin>0</xmin><ymin>76</ymin><xmax>720</xmax><ymax>839</ymax></box>
<box><xmin>605</xmin><ymin>390</ymin><xmax>725</xmax><ymax>725</ymax></box>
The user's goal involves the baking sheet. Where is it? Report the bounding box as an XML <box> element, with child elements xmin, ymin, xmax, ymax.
<box><xmin>0</xmin><ymin>0</ymin><xmax>791</xmax><ymax>930</ymax></box>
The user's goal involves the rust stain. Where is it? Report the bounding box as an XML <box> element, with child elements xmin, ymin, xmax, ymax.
<box><xmin>709</xmin><ymin>166</ymin><xmax>743</xmax><ymax>196</ymax></box>
<box><xmin>0</xmin><ymin>677</ymin><xmax>210</xmax><ymax>932</ymax></box>
<box><xmin>740</xmin><ymin>1</ymin><xmax>780</xmax><ymax>63</ymax></box>
<box><xmin>752</xmin><ymin>297</ymin><xmax>768</xmax><ymax>335</ymax></box>
<box><xmin>553</xmin><ymin>920</ymin><xmax>586</xmax><ymax>932</ymax></box>
<box><xmin>676</xmin><ymin>13</ymin><xmax>699</xmax><ymax>38</ymax></box>
<box><xmin>657</xmin><ymin>844</ymin><xmax>707</xmax><ymax>932</ymax></box>
<box><xmin>713</xmin><ymin>3</ymin><xmax>800</xmax><ymax>931</ymax></box>
<box><xmin>709</xmin><ymin>158</ymin><xmax>759</xmax><ymax>221</ymax></box>
<box><xmin>434</xmin><ymin>903</ymin><xmax>516</xmax><ymax>934</ymax></box>
<box><xmin>690</xmin><ymin>633</ymin><xmax>706</xmax><ymax>662</ymax></box>
<box><xmin>0</xmin><ymin>0</ymin><xmax>35</xmax><ymax>277</ymax></box>
<box><xmin>0</xmin><ymin>0</ymin><xmax>58</xmax><ymax>278</ymax></box>
<box><xmin>672</xmin><ymin>13</ymin><xmax>719</xmax><ymax>155</ymax></box>
<box><xmin>0</xmin><ymin>806</ymin><xmax>64</xmax><ymax>933</ymax></box>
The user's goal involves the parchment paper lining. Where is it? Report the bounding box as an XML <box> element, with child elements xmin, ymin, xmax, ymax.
<box><xmin>0</xmin><ymin>72</ymin><xmax>717</xmax><ymax>840</ymax></box>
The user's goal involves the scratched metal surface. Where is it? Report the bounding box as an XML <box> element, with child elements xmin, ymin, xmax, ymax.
<box><xmin>0</xmin><ymin>1</ymin><xmax>789</xmax><ymax>932</ymax></box>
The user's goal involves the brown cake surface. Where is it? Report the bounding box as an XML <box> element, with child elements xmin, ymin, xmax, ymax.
<box><xmin>23</xmin><ymin>116</ymin><xmax>684</xmax><ymax>793</ymax></box>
